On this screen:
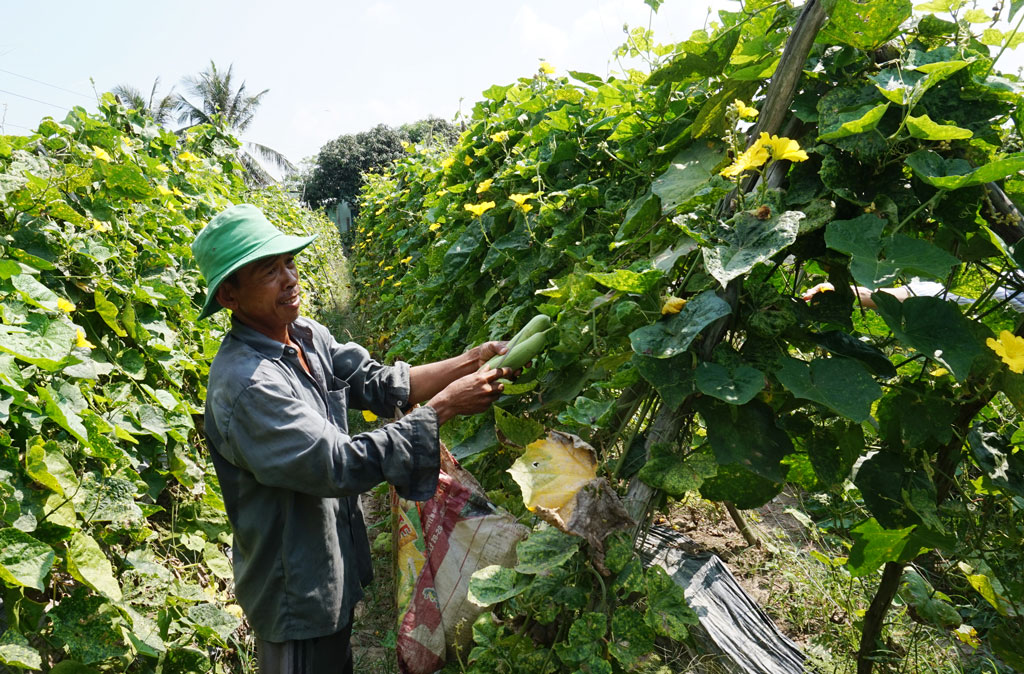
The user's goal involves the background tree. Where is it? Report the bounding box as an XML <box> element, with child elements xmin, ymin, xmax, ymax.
<box><xmin>174</xmin><ymin>60</ymin><xmax>294</xmax><ymax>185</ymax></box>
<box><xmin>111</xmin><ymin>77</ymin><xmax>176</xmax><ymax>126</ymax></box>
<box><xmin>302</xmin><ymin>118</ymin><xmax>460</xmax><ymax>211</ymax></box>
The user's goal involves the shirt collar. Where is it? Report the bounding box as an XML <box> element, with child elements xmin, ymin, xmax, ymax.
<box><xmin>228</xmin><ymin>317</ymin><xmax>313</xmax><ymax>358</ymax></box>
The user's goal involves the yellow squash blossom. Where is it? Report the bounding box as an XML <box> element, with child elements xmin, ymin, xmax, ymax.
<box><xmin>156</xmin><ymin>185</ymin><xmax>173</xmax><ymax>197</ymax></box>
<box><xmin>987</xmin><ymin>330</ymin><xmax>1024</xmax><ymax>373</ymax></box>
<box><xmin>465</xmin><ymin>201</ymin><xmax>496</xmax><ymax>217</ymax></box>
<box><xmin>518</xmin><ymin>203</ymin><xmax>534</xmax><ymax>213</ymax></box>
<box><xmin>362</xmin><ymin>410</ymin><xmax>378</xmax><ymax>422</ymax></box>
<box><xmin>661</xmin><ymin>296</ymin><xmax>687</xmax><ymax>315</ymax></box>
<box><xmin>734</xmin><ymin>99</ymin><xmax>759</xmax><ymax>120</ymax></box>
<box><xmin>429</xmin><ymin>222</ymin><xmax>441</xmax><ymax>232</ymax></box>
<box><xmin>75</xmin><ymin>328</ymin><xmax>95</xmax><ymax>350</ymax></box>
<box><xmin>401</xmin><ymin>256</ymin><xmax>413</xmax><ymax>264</ymax></box>
<box><xmin>155</xmin><ymin>163</ymin><xmax>170</xmax><ymax>172</ymax></box>
<box><xmin>92</xmin><ymin>146</ymin><xmax>112</xmax><ymax>162</ymax></box>
<box><xmin>375</xmin><ymin>205</ymin><xmax>387</xmax><ymax>215</ymax></box>
<box><xmin>757</xmin><ymin>133</ymin><xmax>809</xmax><ymax>163</ymax></box>
<box><xmin>720</xmin><ymin>142</ymin><xmax>770</xmax><ymax>178</ymax></box>
<box><xmin>539</xmin><ymin>62</ymin><xmax>556</xmax><ymax>74</ymax></box>
<box><xmin>490</xmin><ymin>130</ymin><xmax>509</xmax><ymax>143</ymax></box>
<box><xmin>178</xmin><ymin>151</ymin><xmax>201</xmax><ymax>163</ymax></box>
<box><xmin>57</xmin><ymin>298</ymin><xmax>75</xmax><ymax>313</ymax></box>
<box><xmin>440</xmin><ymin>157</ymin><xmax>455</xmax><ymax>170</ymax></box>
<box><xmin>463</xmin><ymin>156</ymin><xmax>473</xmax><ymax>166</ymax></box>
<box><xmin>476</xmin><ymin>178</ymin><xmax>494</xmax><ymax>194</ymax></box>
<box><xmin>509</xmin><ymin>193</ymin><xmax>534</xmax><ymax>206</ymax></box>
<box><xmin>92</xmin><ymin>220</ymin><xmax>111</xmax><ymax>232</ymax></box>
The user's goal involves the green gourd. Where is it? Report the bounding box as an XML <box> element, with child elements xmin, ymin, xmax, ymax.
<box><xmin>483</xmin><ymin>314</ymin><xmax>553</xmax><ymax>370</ymax></box>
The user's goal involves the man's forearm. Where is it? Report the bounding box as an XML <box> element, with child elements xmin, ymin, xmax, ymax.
<box><xmin>408</xmin><ymin>352</ymin><xmax>479</xmax><ymax>406</ymax></box>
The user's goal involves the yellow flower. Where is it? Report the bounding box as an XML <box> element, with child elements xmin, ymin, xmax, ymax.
<box><xmin>401</xmin><ymin>256</ymin><xmax>412</xmax><ymax>264</ymax></box>
<box><xmin>57</xmin><ymin>298</ymin><xmax>75</xmax><ymax>313</ymax></box>
<box><xmin>362</xmin><ymin>410</ymin><xmax>378</xmax><ymax>422</ymax></box>
<box><xmin>757</xmin><ymin>132</ymin><xmax>808</xmax><ymax>163</ymax></box>
<box><xmin>383</xmin><ymin>265</ymin><xmax>393</xmax><ymax>271</ymax></box>
<box><xmin>476</xmin><ymin>178</ymin><xmax>493</xmax><ymax>194</ymax></box>
<box><xmin>436</xmin><ymin>188</ymin><xmax>448</xmax><ymax>196</ymax></box>
<box><xmin>518</xmin><ymin>203</ymin><xmax>533</xmax><ymax>213</ymax></box>
<box><xmin>734</xmin><ymin>99</ymin><xmax>759</xmax><ymax>120</ymax></box>
<box><xmin>375</xmin><ymin>205</ymin><xmax>387</xmax><ymax>215</ymax></box>
<box><xmin>401</xmin><ymin>140</ymin><xmax>410</xmax><ymax>149</ymax></box>
<box><xmin>509</xmin><ymin>193</ymin><xmax>534</xmax><ymax>206</ymax></box>
<box><xmin>463</xmin><ymin>156</ymin><xmax>473</xmax><ymax>166</ymax></box>
<box><xmin>92</xmin><ymin>146</ymin><xmax>112</xmax><ymax>162</ymax></box>
<box><xmin>661</xmin><ymin>296</ymin><xmax>687</xmax><ymax>315</ymax></box>
<box><xmin>465</xmin><ymin>201</ymin><xmax>496</xmax><ymax>217</ymax></box>
<box><xmin>429</xmin><ymin>222</ymin><xmax>441</xmax><ymax>232</ymax></box>
<box><xmin>720</xmin><ymin>142</ymin><xmax>770</xmax><ymax>178</ymax></box>
<box><xmin>156</xmin><ymin>185</ymin><xmax>173</xmax><ymax>197</ymax></box>
<box><xmin>178</xmin><ymin>151</ymin><xmax>200</xmax><ymax>163</ymax></box>
<box><xmin>987</xmin><ymin>330</ymin><xmax>1024</xmax><ymax>373</ymax></box>
<box><xmin>155</xmin><ymin>163</ymin><xmax>170</xmax><ymax>172</ymax></box>
<box><xmin>75</xmin><ymin>328</ymin><xmax>95</xmax><ymax>350</ymax></box>
<box><xmin>539</xmin><ymin>62</ymin><xmax>556</xmax><ymax>74</ymax></box>
<box><xmin>440</xmin><ymin>157</ymin><xmax>455</xmax><ymax>170</ymax></box>
<box><xmin>92</xmin><ymin>220</ymin><xmax>110</xmax><ymax>232</ymax></box>
<box><xmin>490</xmin><ymin>130</ymin><xmax>510</xmax><ymax>143</ymax></box>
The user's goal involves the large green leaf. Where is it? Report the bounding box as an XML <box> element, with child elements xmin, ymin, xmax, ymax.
<box><xmin>846</xmin><ymin>518</ymin><xmax>931</xmax><ymax>577</ymax></box>
<box><xmin>806</xmin><ymin>421</ymin><xmax>864</xmax><ymax>486</ymax></box>
<box><xmin>650</xmin><ymin>141</ymin><xmax>727</xmax><ymax>215</ymax></box>
<box><xmin>0</xmin><ymin>529</ymin><xmax>54</xmax><ymax>591</ymax></box>
<box><xmin>493</xmin><ymin>406</ymin><xmax>545</xmax><ymax>447</ymax></box>
<box><xmin>25</xmin><ymin>439</ymin><xmax>77</xmax><ymax>496</ymax></box>
<box><xmin>695</xmin><ymin>362</ymin><xmax>764</xmax><ymax>405</ymax></box>
<box><xmin>644</xmin><ymin>565</ymin><xmax>697</xmax><ymax>640</ymax></box>
<box><xmin>818</xmin><ymin>103</ymin><xmax>890</xmax><ymax>141</ymax></box>
<box><xmin>0</xmin><ymin>314</ymin><xmax>76</xmax><ymax>370</ymax></box>
<box><xmin>633</xmin><ymin>353</ymin><xmax>695</xmax><ymax>408</ymax></box>
<box><xmin>646</xmin><ymin>29</ymin><xmax>741</xmax><ymax>84</ymax></box>
<box><xmin>629</xmin><ymin>290</ymin><xmax>731</xmax><ymax>358</ymax></box>
<box><xmin>906</xmin><ymin>150</ymin><xmax>1024</xmax><ymax>190</ymax></box>
<box><xmin>692</xmin><ymin>79</ymin><xmax>760</xmax><ymax>139</ymax></box>
<box><xmin>36</xmin><ymin>383</ymin><xmax>90</xmax><ymax>447</ymax></box>
<box><xmin>67</xmin><ymin>532</ymin><xmax>122</xmax><ymax>602</ymax></box>
<box><xmin>899</xmin><ymin>569</ymin><xmax>961</xmax><ymax>629</ymax></box>
<box><xmin>820</xmin><ymin>0</ymin><xmax>912</xmax><ymax>50</ymax></box>
<box><xmin>186</xmin><ymin>604</ymin><xmax>241</xmax><ymax>645</ymax></box>
<box><xmin>873</xmin><ymin>294</ymin><xmax>982</xmax><ymax>381</ymax></box>
<box><xmin>514</xmin><ymin>526</ymin><xmax>580</xmax><ymax>575</ymax></box>
<box><xmin>905</xmin><ymin>114</ymin><xmax>972</xmax><ymax>140</ymax></box>
<box><xmin>47</xmin><ymin>590</ymin><xmax>130</xmax><ymax>665</ymax></box>
<box><xmin>775</xmin><ymin>357</ymin><xmax>881</xmax><ymax>422</ymax></box>
<box><xmin>609</xmin><ymin>609</ymin><xmax>655</xmax><ymax>667</ymax></box>
<box><xmin>967</xmin><ymin>426</ymin><xmax>1024</xmax><ymax>498</ymax></box>
<box><xmin>468</xmin><ymin>565</ymin><xmax>529</xmax><ymax>606</ymax></box>
<box><xmin>0</xmin><ymin>629</ymin><xmax>42</xmax><ymax>670</ymax></box>
<box><xmin>695</xmin><ymin>398</ymin><xmax>792</xmax><ymax>482</ymax></box>
<box><xmin>703</xmin><ymin>210</ymin><xmax>803</xmax><ymax>287</ymax></box>
<box><xmin>637</xmin><ymin>445</ymin><xmax>717</xmax><ymax>498</ymax></box>
<box><xmin>699</xmin><ymin>463</ymin><xmax>783</xmax><ymax>508</ymax></box>
<box><xmin>811</xmin><ymin>331</ymin><xmax>896</xmax><ymax>378</ymax></box>
<box><xmin>614</xmin><ymin>191</ymin><xmax>661</xmax><ymax>241</ymax></box>
<box><xmin>10</xmin><ymin>273</ymin><xmax>61</xmax><ymax>312</ymax></box>
<box><xmin>586</xmin><ymin>268</ymin><xmax>663</xmax><ymax>294</ymax></box>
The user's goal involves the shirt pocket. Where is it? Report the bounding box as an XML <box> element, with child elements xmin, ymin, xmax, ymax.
<box><xmin>326</xmin><ymin>376</ymin><xmax>351</xmax><ymax>433</ymax></box>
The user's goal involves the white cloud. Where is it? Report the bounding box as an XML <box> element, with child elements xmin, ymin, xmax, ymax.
<box><xmin>363</xmin><ymin>2</ymin><xmax>401</xmax><ymax>26</ymax></box>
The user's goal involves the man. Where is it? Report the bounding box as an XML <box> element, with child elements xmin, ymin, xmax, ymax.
<box><xmin>191</xmin><ymin>204</ymin><xmax>513</xmax><ymax>673</ymax></box>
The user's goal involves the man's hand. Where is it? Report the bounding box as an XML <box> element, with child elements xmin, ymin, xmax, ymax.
<box><xmin>426</xmin><ymin>367</ymin><xmax>514</xmax><ymax>425</ymax></box>
<box><xmin>466</xmin><ymin>341</ymin><xmax>508</xmax><ymax>370</ymax></box>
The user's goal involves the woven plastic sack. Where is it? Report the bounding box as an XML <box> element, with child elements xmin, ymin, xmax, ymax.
<box><xmin>393</xmin><ymin>445</ymin><xmax>528</xmax><ymax>674</ymax></box>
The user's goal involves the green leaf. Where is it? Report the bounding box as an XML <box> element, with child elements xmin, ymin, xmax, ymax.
<box><xmin>699</xmin><ymin>462</ymin><xmax>783</xmax><ymax>508</ymax></box>
<box><xmin>186</xmin><ymin>604</ymin><xmax>241</xmax><ymax>645</ymax></box>
<box><xmin>25</xmin><ymin>439</ymin><xmax>77</xmax><ymax>496</ymax></box>
<box><xmin>899</xmin><ymin>569</ymin><xmax>961</xmax><ymax>629</ymax></box>
<box><xmin>95</xmin><ymin>163</ymin><xmax>154</xmax><ymax>199</ymax></box>
<box><xmin>638</xmin><ymin>445</ymin><xmax>717</xmax><ymax>498</ymax></box>
<box><xmin>514</xmin><ymin>526</ymin><xmax>581</xmax><ymax>575</ymax></box>
<box><xmin>695</xmin><ymin>362</ymin><xmax>763</xmax><ymax>405</ymax></box>
<box><xmin>846</xmin><ymin>518</ymin><xmax>929</xmax><ymax>577</ymax></box>
<box><xmin>614</xmin><ymin>190</ymin><xmax>661</xmax><ymax>241</ymax></box>
<box><xmin>906</xmin><ymin>150</ymin><xmax>1024</xmax><ymax>190</ymax></box>
<box><xmin>0</xmin><ymin>314</ymin><xmax>76</xmax><ymax>370</ymax></box>
<box><xmin>0</xmin><ymin>529</ymin><xmax>54</xmax><ymax>590</ymax></box>
<box><xmin>609</xmin><ymin>609</ymin><xmax>655</xmax><ymax>666</ymax></box>
<box><xmin>818</xmin><ymin>103</ymin><xmax>890</xmax><ymax>141</ymax></box>
<box><xmin>811</xmin><ymin>331</ymin><xmax>896</xmax><ymax>378</ymax></box>
<box><xmin>629</xmin><ymin>290</ymin><xmax>731</xmax><ymax>358</ymax></box>
<box><xmin>557</xmin><ymin>396</ymin><xmax>614</xmax><ymax>429</ymax></box>
<box><xmin>47</xmin><ymin>590</ymin><xmax>130</xmax><ymax>665</ymax></box>
<box><xmin>92</xmin><ymin>291</ymin><xmax>126</xmax><ymax>337</ymax></box>
<box><xmin>493</xmin><ymin>407</ymin><xmax>545</xmax><ymax>447</ymax></box>
<box><xmin>10</xmin><ymin>273</ymin><xmax>61</xmax><ymax>312</ymax></box>
<box><xmin>646</xmin><ymin>29</ymin><xmax>740</xmax><ymax>84</ymax></box>
<box><xmin>0</xmin><ymin>630</ymin><xmax>42</xmax><ymax>670</ymax></box>
<box><xmin>554</xmin><ymin>612</ymin><xmax>607</xmax><ymax>664</ymax></box>
<box><xmin>967</xmin><ymin>426</ymin><xmax>1024</xmax><ymax>498</ymax></box>
<box><xmin>696</xmin><ymin>398</ymin><xmax>792</xmax><ymax>482</ymax></box>
<box><xmin>651</xmin><ymin>142</ymin><xmax>727</xmax><ymax>215</ymax></box>
<box><xmin>806</xmin><ymin>422</ymin><xmax>864</xmax><ymax>486</ymax></box>
<box><xmin>905</xmin><ymin>114</ymin><xmax>973</xmax><ymax>140</ymax></box>
<box><xmin>776</xmin><ymin>357</ymin><xmax>881</xmax><ymax>422</ymax></box>
<box><xmin>820</xmin><ymin>0</ymin><xmax>912</xmax><ymax>50</ymax></box>
<box><xmin>873</xmin><ymin>294</ymin><xmax>982</xmax><ymax>381</ymax></box>
<box><xmin>702</xmin><ymin>210</ymin><xmax>803</xmax><ymax>286</ymax></box>
<box><xmin>67</xmin><ymin>532</ymin><xmax>122</xmax><ymax>602</ymax></box>
<box><xmin>71</xmin><ymin>473</ymin><xmax>143</xmax><ymax>524</ymax></box>
<box><xmin>692</xmin><ymin>79</ymin><xmax>760</xmax><ymax>139</ymax></box>
<box><xmin>633</xmin><ymin>353</ymin><xmax>695</xmax><ymax>408</ymax></box>
<box><xmin>467</xmin><ymin>564</ymin><xmax>529</xmax><ymax>606</ymax></box>
<box><xmin>644</xmin><ymin>565</ymin><xmax>697</xmax><ymax>640</ymax></box>
<box><xmin>586</xmin><ymin>269</ymin><xmax>663</xmax><ymax>294</ymax></box>
<box><xmin>36</xmin><ymin>383</ymin><xmax>90</xmax><ymax>447</ymax></box>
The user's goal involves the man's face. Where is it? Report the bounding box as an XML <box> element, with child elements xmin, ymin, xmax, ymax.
<box><xmin>216</xmin><ymin>253</ymin><xmax>302</xmax><ymax>341</ymax></box>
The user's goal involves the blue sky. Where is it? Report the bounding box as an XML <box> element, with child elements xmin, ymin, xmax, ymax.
<box><xmin>1</xmin><ymin>0</ymin><xmax>728</xmax><ymax>167</ymax></box>
<box><xmin>3</xmin><ymin>1</ymin><xmax>1023</xmax><ymax>171</ymax></box>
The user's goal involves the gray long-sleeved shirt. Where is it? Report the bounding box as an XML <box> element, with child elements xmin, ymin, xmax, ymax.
<box><xmin>203</xmin><ymin>317</ymin><xmax>439</xmax><ymax>642</ymax></box>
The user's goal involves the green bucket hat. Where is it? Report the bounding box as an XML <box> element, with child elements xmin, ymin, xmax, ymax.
<box><xmin>192</xmin><ymin>204</ymin><xmax>317</xmax><ymax>319</ymax></box>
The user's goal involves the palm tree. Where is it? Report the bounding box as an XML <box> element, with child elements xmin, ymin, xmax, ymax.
<box><xmin>174</xmin><ymin>60</ymin><xmax>294</xmax><ymax>186</ymax></box>
<box><xmin>111</xmin><ymin>78</ymin><xmax>177</xmax><ymax>126</ymax></box>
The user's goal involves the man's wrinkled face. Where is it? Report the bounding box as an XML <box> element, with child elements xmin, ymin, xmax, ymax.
<box><xmin>216</xmin><ymin>253</ymin><xmax>302</xmax><ymax>340</ymax></box>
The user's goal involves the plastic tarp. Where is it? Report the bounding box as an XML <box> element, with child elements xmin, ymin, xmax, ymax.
<box><xmin>639</xmin><ymin>526</ymin><xmax>806</xmax><ymax>674</ymax></box>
